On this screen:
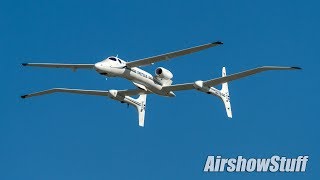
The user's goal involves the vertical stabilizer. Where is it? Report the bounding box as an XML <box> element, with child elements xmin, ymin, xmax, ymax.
<box><xmin>136</xmin><ymin>94</ymin><xmax>147</xmax><ymax>127</ymax></box>
<box><xmin>220</xmin><ymin>67</ymin><xmax>232</xmax><ymax>118</ymax></box>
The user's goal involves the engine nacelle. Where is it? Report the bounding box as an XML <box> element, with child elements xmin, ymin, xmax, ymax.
<box><xmin>193</xmin><ymin>80</ymin><xmax>210</xmax><ymax>93</ymax></box>
<box><xmin>155</xmin><ymin>67</ymin><xmax>173</xmax><ymax>80</ymax></box>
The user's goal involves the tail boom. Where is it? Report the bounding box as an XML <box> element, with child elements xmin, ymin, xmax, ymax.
<box><xmin>208</xmin><ymin>86</ymin><xmax>232</xmax><ymax>118</ymax></box>
<box><xmin>193</xmin><ymin>67</ymin><xmax>232</xmax><ymax>118</ymax></box>
<box><xmin>104</xmin><ymin>90</ymin><xmax>148</xmax><ymax>127</ymax></box>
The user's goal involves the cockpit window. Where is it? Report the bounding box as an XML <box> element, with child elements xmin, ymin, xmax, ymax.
<box><xmin>109</xmin><ymin>57</ymin><xmax>117</xmax><ymax>61</ymax></box>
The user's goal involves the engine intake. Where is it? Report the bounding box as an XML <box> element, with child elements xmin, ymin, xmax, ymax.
<box><xmin>155</xmin><ymin>67</ymin><xmax>173</xmax><ymax>80</ymax></box>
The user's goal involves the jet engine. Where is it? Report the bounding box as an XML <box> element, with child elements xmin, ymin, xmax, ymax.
<box><xmin>155</xmin><ymin>67</ymin><xmax>173</xmax><ymax>79</ymax></box>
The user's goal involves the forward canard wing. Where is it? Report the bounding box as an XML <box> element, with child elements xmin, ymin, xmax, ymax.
<box><xmin>126</xmin><ymin>41</ymin><xmax>223</xmax><ymax>67</ymax></box>
<box><xmin>22</xmin><ymin>63</ymin><xmax>94</xmax><ymax>70</ymax></box>
<box><xmin>22</xmin><ymin>41</ymin><xmax>222</xmax><ymax>69</ymax></box>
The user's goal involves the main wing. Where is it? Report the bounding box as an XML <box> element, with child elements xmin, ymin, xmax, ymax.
<box><xmin>203</xmin><ymin>66</ymin><xmax>301</xmax><ymax>87</ymax></box>
<box><xmin>22</xmin><ymin>63</ymin><xmax>94</xmax><ymax>70</ymax></box>
<box><xmin>21</xmin><ymin>88</ymin><xmax>151</xmax><ymax>127</ymax></box>
<box><xmin>163</xmin><ymin>66</ymin><xmax>301</xmax><ymax>92</ymax></box>
<box><xmin>126</xmin><ymin>41</ymin><xmax>223</xmax><ymax>67</ymax></box>
<box><xmin>21</xmin><ymin>88</ymin><xmax>149</xmax><ymax>99</ymax></box>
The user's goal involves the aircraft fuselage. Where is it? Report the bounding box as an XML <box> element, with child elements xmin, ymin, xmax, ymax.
<box><xmin>94</xmin><ymin>57</ymin><xmax>175</xmax><ymax>97</ymax></box>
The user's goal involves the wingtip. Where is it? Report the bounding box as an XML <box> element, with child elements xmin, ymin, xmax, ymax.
<box><xmin>21</xmin><ymin>63</ymin><xmax>28</xmax><ymax>66</ymax></box>
<box><xmin>213</xmin><ymin>41</ymin><xmax>223</xmax><ymax>45</ymax></box>
<box><xmin>291</xmin><ymin>66</ymin><xmax>302</xmax><ymax>70</ymax></box>
<box><xmin>21</xmin><ymin>95</ymin><xmax>27</xmax><ymax>99</ymax></box>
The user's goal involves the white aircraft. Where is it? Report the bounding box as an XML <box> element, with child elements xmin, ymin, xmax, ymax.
<box><xmin>21</xmin><ymin>41</ymin><xmax>301</xmax><ymax>127</ymax></box>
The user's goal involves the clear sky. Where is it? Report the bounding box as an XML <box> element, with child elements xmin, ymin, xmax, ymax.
<box><xmin>0</xmin><ymin>0</ymin><xmax>319</xmax><ymax>179</ymax></box>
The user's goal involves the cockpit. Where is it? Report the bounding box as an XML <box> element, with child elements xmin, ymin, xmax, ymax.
<box><xmin>108</xmin><ymin>57</ymin><xmax>117</xmax><ymax>61</ymax></box>
<box><xmin>103</xmin><ymin>56</ymin><xmax>124</xmax><ymax>64</ymax></box>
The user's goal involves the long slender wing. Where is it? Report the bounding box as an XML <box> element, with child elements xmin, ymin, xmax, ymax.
<box><xmin>22</xmin><ymin>63</ymin><xmax>94</xmax><ymax>69</ymax></box>
<box><xmin>118</xmin><ymin>89</ymin><xmax>151</xmax><ymax>96</ymax></box>
<box><xmin>21</xmin><ymin>88</ymin><xmax>149</xmax><ymax>99</ymax></box>
<box><xmin>163</xmin><ymin>66</ymin><xmax>301</xmax><ymax>92</ymax></box>
<box><xmin>203</xmin><ymin>66</ymin><xmax>300</xmax><ymax>87</ymax></box>
<box><xmin>21</xmin><ymin>88</ymin><xmax>109</xmax><ymax>98</ymax></box>
<box><xmin>126</xmin><ymin>41</ymin><xmax>223</xmax><ymax>67</ymax></box>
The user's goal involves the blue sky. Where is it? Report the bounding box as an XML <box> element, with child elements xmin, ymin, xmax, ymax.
<box><xmin>0</xmin><ymin>0</ymin><xmax>319</xmax><ymax>179</ymax></box>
